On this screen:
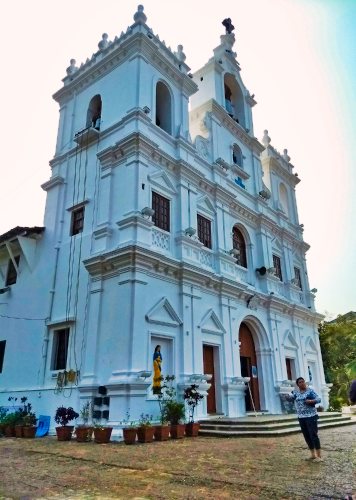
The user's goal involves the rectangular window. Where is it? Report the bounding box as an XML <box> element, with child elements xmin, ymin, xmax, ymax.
<box><xmin>152</xmin><ymin>192</ymin><xmax>170</xmax><ymax>232</ymax></box>
<box><xmin>197</xmin><ymin>214</ymin><xmax>212</xmax><ymax>249</ymax></box>
<box><xmin>5</xmin><ymin>255</ymin><xmax>20</xmax><ymax>286</ymax></box>
<box><xmin>293</xmin><ymin>267</ymin><xmax>302</xmax><ymax>290</ymax></box>
<box><xmin>0</xmin><ymin>340</ymin><xmax>6</xmax><ymax>373</ymax></box>
<box><xmin>272</xmin><ymin>254</ymin><xmax>283</xmax><ymax>281</ymax></box>
<box><xmin>71</xmin><ymin>206</ymin><xmax>85</xmax><ymax>236</ymax></box>
<box><xmin>285</xmin><ymin>358</ymin><xmax>295</xmax><ymax>381</ymax></box>
<box><xmin>52</xmin><ymin>328</ymin><xmax>70</xmax><ymax>370</ymax></box>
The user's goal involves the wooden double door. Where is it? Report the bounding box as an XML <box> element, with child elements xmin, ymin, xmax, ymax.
<box><xmin>239</xmin><ymin>323</ymin><xmax>260</xmax><ymax>411</ymax></box>
<box><xmin>203</xmin><ymin>345</ymin><xmax>216</xmax><ymax>414</ymax></box>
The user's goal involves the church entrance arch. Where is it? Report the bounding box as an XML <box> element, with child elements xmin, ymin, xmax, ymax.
<box><xmin>239</xmin><ymin>322</ymin><xmax>260</xmax><ymax>411</ymax></box>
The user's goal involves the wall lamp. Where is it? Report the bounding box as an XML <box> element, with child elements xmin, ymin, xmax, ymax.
<box><xmin>255</xmin><ymin>266</ymin><xmax>267</xmax><ymax>276</ymax></box>
<box><xmin>185</xmin><ymin>227</ymin><xmax>196</xmax><ymax>237</ymax></box>
<box><xmin>229</xmin><ymin>248</ymin><xmax>240</xmax><ymax>257</ymax></box>
<box><xmin>141</xmin><ymin>207</ymin><xmax>155</xmax><ymax>218</ymax></box>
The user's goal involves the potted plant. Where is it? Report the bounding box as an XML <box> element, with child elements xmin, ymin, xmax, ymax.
<box><xmin>137</xmin><ymin>413</ymin><xmax>154</xmax><ymax>443</ymax></box>
<box><xmin>184</xmin><ymin>384</ymin><xmax>204</xmax><ymax>437</ymax></box>
<box><xmin>20</xmin><ymin>398</ymin><xmax>37</xmax><ymax>438</ymax></box>
<box><xmin>163</xmin><ymin>400</ymin><xmax>185</xmax><ymax>439</ymax></box>
<box><xmin>75</xmin><ymin>401</ymin><xmax>94</xmax><ymax>442</ymax></box>
<box><xmin>122</xmin><ymin>411</ymin><xmax>137</xmax><ymax>445</ymax></box>
<box><xmin>2</xmin><ymin>411</ymin><xmax>19</xmax><ymax>437</ymax></box>
<box><xmin>93</xmin><ymin>423</ymin><xmax>113</xmax><ymax>444</ymax></box>
<box><xmin>153</xmin><ymin>375</ymin><xmax>175</xmax><ymax>441</ymax></box>
<box><xmin>54</xmin><ymin>406</ymin><xmax>79</xmax><ymax>441</ymax></box>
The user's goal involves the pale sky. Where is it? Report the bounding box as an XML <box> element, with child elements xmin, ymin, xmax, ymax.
<box><xmin>0</xmin><ymin>0</ymin><xmax>355</xmax><ymax>318</ymax></box>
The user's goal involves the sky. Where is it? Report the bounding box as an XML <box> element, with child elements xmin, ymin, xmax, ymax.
<box><xmin>0</xmin><ymin>0</ymin><xmax>355</xmax><ymax>318</ymax></box>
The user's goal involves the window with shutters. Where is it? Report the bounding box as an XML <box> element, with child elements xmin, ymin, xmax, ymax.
<box><xmin>152</xmin><ymin>192</ymin><xmax>170</xmax><ymax>232</ymax></box>
<box><xmin>272</xmin><ymin>254</ymin><xmax>283</xmax><ymax>281</ymax></box>
<box><xmin>52</xmin><ymin>328</ymin><xmax>70</xmax><ymax>371</ymax></box>
<box><xmin>197</xmin><ymin>214</ymin><xmax>212</xmax><ymax>249</ymax></box>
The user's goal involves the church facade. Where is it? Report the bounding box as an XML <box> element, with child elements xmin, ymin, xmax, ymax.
<box><xmin>0</xmin><ymin>6</ymin><xmax>329</xmax><ymax>429</ymax></box>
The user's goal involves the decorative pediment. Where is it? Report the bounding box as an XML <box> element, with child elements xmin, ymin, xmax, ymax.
<box><xmin>199</xmin><ymin>309</ymin><xmax>226</xmax><ymax>335</ymax></box>
<box><xmin>148</xmin><ymin>171</ymin><xmax>177</xmax><ymax>195</ymax></box>
<box><xmin>305</xmin><ymin>336</ymin><xmax>318</xmax><ymax>354</ymax></box>
<box><xmin>145</xmin><ymin>297</ymin><xmax>182</xmax><ymax>327</ymax></box>
<box><xmin>271</xmin><ymin>237</ymin><xmax>283</xmax><ymax>252</ymax></box>
<box><xmin>197</xmin><ymin>195</ymin><xmax>216</xmax><ymax>216</ymax></box>
<box><xmin>283</xmin><ymin>330</ymin><xmax>298</xmax><ymax>350</ymax></box>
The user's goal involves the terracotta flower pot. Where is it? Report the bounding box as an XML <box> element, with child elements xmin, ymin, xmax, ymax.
<box><xmin>75</xmin><ymin>426</ymin><xmax>94</xmax><ymax>442</ymax></box>
<box><xmin>170</xmin><ymin>423</ymin><xmax>185</xmax><ymax>439</ymax></box>
<box><xmin>23</xmin><ymin>426</ymin><xmax>37</xmax><ymax>438</ymax></box>
<box><xmin>55</xmin><ymin>426</ymin><xmax>74</xmax><ymax>441</ymax></box>
<box><xmin>154</xmin><ymin>425</ymin><xmax>170</xmax><ymax>441</ymax></box>
<box><xmin>185</xmin><ymin>422</ymin><xmax>200</xmax><ymax>437</ymax></box>
<box><xmin>137</xmin><ymin>426</ymin><xmax>154</xmax><ymax>443</ymax></box>
<box><xmin>94</xmin><ymin>427</ymin><xmax>113</xmax><ymax>444</ymax></box>
<box><xmin>15</xmin><ymin>425</ymin><xmax>24</xmax><ymax>438</ymax></box>
<box><xmin>123</xmin><ymin>427</ymin><xmax>137</xmax><ymax>445</ymax></box>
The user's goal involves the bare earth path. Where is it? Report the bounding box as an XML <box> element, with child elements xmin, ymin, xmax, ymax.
<box><xmin>0</xmin><ymin>424</ymin><xmax>355</xmax><ymax>499</ymax></box>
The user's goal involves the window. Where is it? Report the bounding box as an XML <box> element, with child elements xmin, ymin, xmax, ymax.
<box><xmin>285</xmin><ymin>358</ymin><xmax>295</xmax><ymax>381</ymax></box>
<box><xmin>86</xmin><ymin>94</ymin><xmax>102</xmax><ymax>129</ymax></box>
<box><xmin>155</xmin><ymin>81</ymin><xmax>172</xmax><ymax>135</ymax></box>
<box><xmin>0</xmin><ymin>340</ymin><xmax>6</xmax><ymax>373</ymax></box>
<box><xmin>232</xmin><ymin>226</ymin><xmax>247</xmax><ymax>268</ymax></box>
<box><xmin>232</xmin><ymin>144</ymin><xmax>243</xmax><ymax>166</ymax></box>
<box><xmin>5</xmin><ymin>255</ymin><xmax>20</xmax><ymax>286</ymax></box>
<box><xmin>71</xmin><ymin>206</ymin><xmax>85</xmax><ymax>236</ymax></box>
<box><xmin>52</xmin><ymin>328</ymin><xmax>70</xmax><ymax>370</ymax></box>
<box><xmin>197</xmin><ymin>214</ymin><xmax>212</xmax><ymax>249</ymax></box>
<box><xmin>293</xmin><ymin>267</ymin><xmax>303</xmax><ymax>290</ymax></box>
<box><xmin>152</xmin><ymin>192</ymin><xmax>170</xmax><ymax>232</ymax></box>
<box><xmin>272</xmin><ymin>254</ymin><xmax>283</xmax><ymax>281</ymax></box>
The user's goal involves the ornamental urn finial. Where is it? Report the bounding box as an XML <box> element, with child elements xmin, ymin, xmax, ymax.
<box><xmin>134</xmin><ymin>5</ymin><xmax>147</xmax><ymax>24</ymax></box>
<box><xmin>66</xmin><ymin>59</ymin><xmax>78</xmax><ymax>76</ymax></box>
<box><xmin>98</xmin><ymin>33</ymin><xmax>110</xmax><ymax>50</ymax></box>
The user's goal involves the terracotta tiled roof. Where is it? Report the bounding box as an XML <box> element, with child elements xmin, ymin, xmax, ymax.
<box><xmin>0</xmin><ymin>226</ymin><xmax>45</xmax><ymax>245</ymax></box>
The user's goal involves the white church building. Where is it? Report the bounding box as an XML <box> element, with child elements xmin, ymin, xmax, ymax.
<box><xmin>0</xmin><ymin>6</ymin><xmax>329</xmax><ymax>427</ymax></box>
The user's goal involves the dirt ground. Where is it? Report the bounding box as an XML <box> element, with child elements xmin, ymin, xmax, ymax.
<box><xmin>0</xmin><ymin>424</ymin><xmax>355</xmax><ymax>500</ymax></box>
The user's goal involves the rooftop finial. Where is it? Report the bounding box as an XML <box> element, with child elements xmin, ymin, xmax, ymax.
<box><xmin>98</xmin><ymin>33</ymin><xmax>110</xmax><ymax>51</ymax></box>
<box><xmin>134</xmin><ymin>5</ymin><xmax>147</xmax><ymax>24</ymax></box>
<box><xmin>66</xmin><ymin>59</ymin><xmax>78</xmax><ymax>76</ymax></box>
<box><xmin>283</xmin><ymin>149</ymin><xmax>291</xmax><ymax>162</ymax></box>
<box><xmin>175</xmin><ymin>45</ymin><xmax>186</xmax><ymax>63</ymax></box>
<box><xmin>262</xmin><ymin>130</ymin><xmax>271</xmax><ymax>148</ymax></box>
<box><xmin>222</xmin><ymin>18</ymin><xmax>235</xmax><ymax>34</ymax></box>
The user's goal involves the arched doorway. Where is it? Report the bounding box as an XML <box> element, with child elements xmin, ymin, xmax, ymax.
<box><xmin>239</xmin><ymin>322</ymin><xmax>260</xmax><ymax>411</ymax></box>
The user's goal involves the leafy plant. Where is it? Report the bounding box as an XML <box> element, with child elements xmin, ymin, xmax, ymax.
<box><xmin>0</xmin><ymin>407</ymin><xmax>8</xmax><ymax>423</ymax></box>
<box><xmin>121</xmin><ymin>410</ymin><xmax>137</xmax><ymax>428</ymax></box>
<box><xmin>17</xmin><ymin>397</ymin><xmax>37</xmax><ymax>426</ymax></box>
<box><xmin>319</xmin><ymin>317</ymin><xmax>356</xmax><ymax>409</ymax></box>
<box><xmin>184</xmin><ymin>384</ymin><xmax>204</xmax><ymax>423</ymax></box>
<box><xmin>163</xmin><ymin>400</ymin><xmax>185</xmax><ymax>425</ymax></box>
<box><xmin>78</xmin><ymin>401</ymin><xmax>92</xmax><ymax>426</ymax></box>
<box><xmin>153</xmin><ymin>374</ymin><xmax>178</xmax><ymax>424</ymax></box>
<box><xmin>54</xmin><ymin>406</ymin><xmax>79</xmax><ymax>427</ymax></box>
<box><xmin>138</xmin><ymin>413</ymin><xmax>153</xmax><ymax>428</ymax></box>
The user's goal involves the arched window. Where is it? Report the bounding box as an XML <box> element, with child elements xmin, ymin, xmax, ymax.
<box><xmin>86</xmin><ymin>95</ymin><xmax>102</xmax><ymax>130</ymax></box>
<box><xmin>279</xmin><ymin>183</ymin><xmax>289</xmax><ymax>216</ymax></box>
<box><xmin>155</xmin><ymin>81</ymin><xmax>172</xmax><ymax>135</ymax></box>
<box><xmin>232</xmin><ymin>144</ymin><xmax>243</xmax><ymax>167</ymax></box>
<box><xmin>232</xmin><ymin>226</ymin><xmax>247</xmax><ymax>268</ymax></box>
<box><xmin>224</xmin><ymin>74</ymin><xmax>245</xmax><ymax>128</ymax></box>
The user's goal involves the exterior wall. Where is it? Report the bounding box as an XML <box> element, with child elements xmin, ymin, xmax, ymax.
<box><xmin>0</xmin><ymin>7</ymin><xmax>328</xmax><ymax>432</ymax></box>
